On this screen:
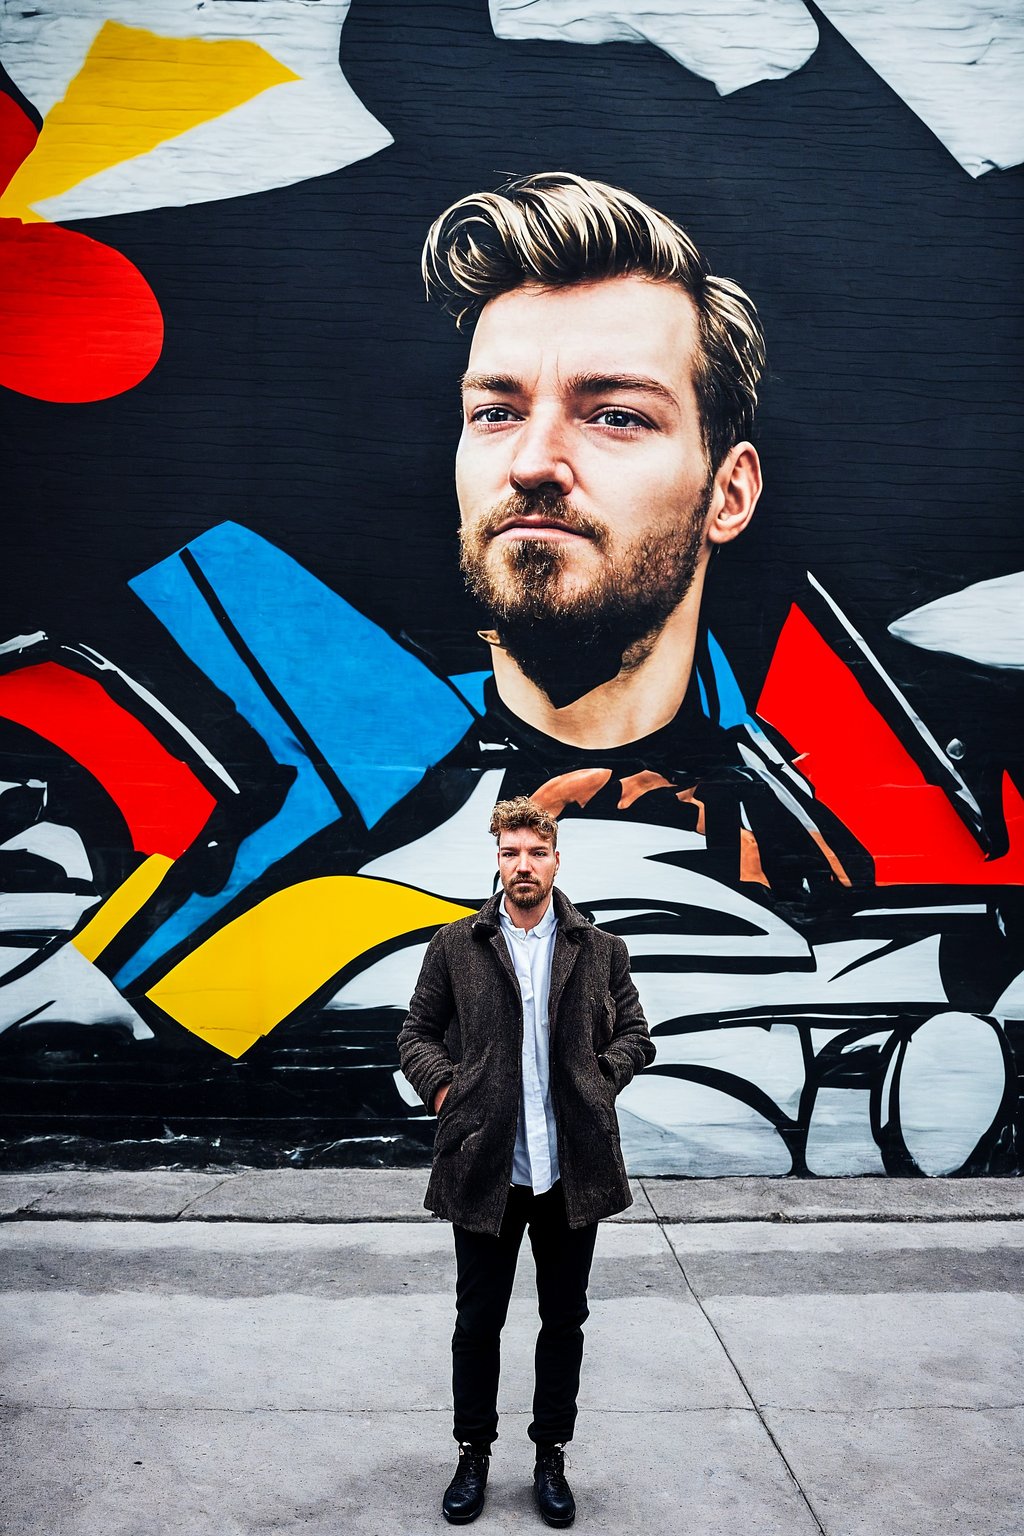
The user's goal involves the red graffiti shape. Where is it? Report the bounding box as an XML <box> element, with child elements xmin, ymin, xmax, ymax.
<box><xmin>0</xmin><ymin>662</ymin><xmax>215</xmax><ymax>857</ymax></box>
<box><xmin>757</xmin><ymin>604</ymin><xmax>1024</xmax><ymax>886</ymax></box>
<box><xmin>0</xmin><ymin>94</ymin><xmax>163</xmax><ymax>404</ymax></box>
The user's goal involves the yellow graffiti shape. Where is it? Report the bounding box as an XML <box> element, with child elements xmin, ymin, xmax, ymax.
<box><xmin>147</xmin><ymin>876</ymin><xmax>474</xmax><ymax>1059</ymax></box>
<box><xmin>72</xmin><ymin>854</ymin><xmax>174</xmax><ymax>963</ymax></box>
<box><xmin>0</xmin><ymin>20</ymin><xmax>298</xmax><ymax>222</ymax></box>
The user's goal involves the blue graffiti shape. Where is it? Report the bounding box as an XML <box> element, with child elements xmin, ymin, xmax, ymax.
<box><xmin>448</xmin><ymin>671</ymin><xmax>489</xmax><ymax>715</ymax></box>
<box><xmin>119</xmin><ymin>521</ymin><xmax>471</xmax><ymax>987</ymax></box>
<box><xmin>695</xmin><ymin>631</ymin><xmax>754</xmax><ymax>730</ymax></box>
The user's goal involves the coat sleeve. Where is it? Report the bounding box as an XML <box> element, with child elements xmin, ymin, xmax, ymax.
<box><xmin>397</xmin><ymin>926</ymin><xmax>458</xmax><ymax>1113</ymax></box>
<box><xmin>599</xmin><ymin>934</ymin><xmax>656</xmax><ymax>1095</ymax></box>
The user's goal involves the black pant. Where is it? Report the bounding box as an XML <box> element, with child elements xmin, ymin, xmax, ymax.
<box><xmin>451</xmin><ymin>1181</ymin><xmax>599</xmax><ymax>1449</ymax></box>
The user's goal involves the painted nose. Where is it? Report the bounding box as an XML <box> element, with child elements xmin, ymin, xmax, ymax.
<box><xmin>508</xmin><ymin>413</ymin><xmax>574</xmax><ymax>497</ymax></box>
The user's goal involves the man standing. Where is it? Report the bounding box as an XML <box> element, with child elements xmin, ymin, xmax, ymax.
<box><xmin>398</xmin><ymin>795</ymin><xmax>654</xmax><ymax>1526</ymax></box>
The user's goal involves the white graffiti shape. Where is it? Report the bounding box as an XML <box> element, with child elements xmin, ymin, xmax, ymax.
<box><xmin>0</xmin><ymin>0</ymin><xmax>392</xmax><ymax>223</ymax></box>
<box><xmin>0</xmin><ymin>943</ymin><xmax>153</xmax><ymax>1040</ymax></box>
<box><xmin>885</xmin><ymin>1012</ymin><xmax>1008</xmax><ymax>1175</ymax></box>
<box><xmin>617</xmin><ymin>1078</ymin><xmax>794</xmax><ymax>1175</ymax></box>
<box><xmin>360</xmin><ymin>772</ymin><xmax>507</xmax><ymax>903</ymax></box>
<box><xmin>992</xmin><ymin>968</ymin><xmax>1024</xmax><ymax>1022</ymax></box>
<box><xmin>889</xmin><ymin>571</ymin><xmax>1024</xmax><ymax>670</ymax></box>
<box><xmin>489</xmin><ymin>0</ymin><xmax>819</xmax><ymax>96</ymax></box>
<box><xmin>816</xmin><ymin>1</ymin><xmax>1024</xmax><ymax>177</ymax></box>
<box><xmin>804</xmin><ymin>1087</ymin><xmax>886</xmax><ymax>1176</ymax></box>
<box><xmin>0</xmin><ymin>820</ymin><xmax>93</xmax><ymax>883</ymax></box>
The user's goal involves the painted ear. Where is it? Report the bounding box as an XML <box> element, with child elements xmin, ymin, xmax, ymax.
<box><xmin>706</xmin><ymin>442</ymin><xmax>762</xmax><ymax>547</ymax></box>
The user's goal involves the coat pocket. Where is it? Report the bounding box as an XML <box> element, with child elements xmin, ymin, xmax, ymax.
<box><xmin>434</xmin><ymin>1107</ymin><xmax>467</xmax><ymax>1156</ymax></box>
<box><xmin>436</xmin><ymin>1063</ymin><xmax>461</xmax><ymax>1117</ymax></box>
<box><xmin>593</xmin><ymin>994</ymin><xmax>615</xmax><ymax>1050</ymax></box>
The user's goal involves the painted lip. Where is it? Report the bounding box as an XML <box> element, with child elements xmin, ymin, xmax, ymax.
<box><xmin>491</xmin><ymin>517</ymin><xmax>590</xmax><ymax>540</ymax></box>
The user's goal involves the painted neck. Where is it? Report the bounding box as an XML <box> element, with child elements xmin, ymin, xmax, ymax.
<box><xmin>490</xmin><ymin>565</ymin><xmax>708</xmax><ymax>749</ymax></box>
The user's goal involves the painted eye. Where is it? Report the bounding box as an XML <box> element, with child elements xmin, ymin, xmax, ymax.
<box><xmin>472</xmin><ymin>406</ymin><xmax>518</xmax><ymax>424</ymax></box>
<box><xmin>592</xmin><ymin>408</ymin><xmax>647</xmax><ymax>430</ymax></box>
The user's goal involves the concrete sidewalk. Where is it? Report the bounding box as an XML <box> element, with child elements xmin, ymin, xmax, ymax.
<box><xmin>3</xmin><ymin>1168</ymin><xmax>1024</xmax><ymax>1224</ymax></box>
<box><xmin>2</xmin><ymin>1174</ymin><xmax>1022</xmax><ymax>1536</ymax></box>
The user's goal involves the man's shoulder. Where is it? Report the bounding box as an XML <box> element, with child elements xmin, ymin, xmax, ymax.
<box><xmin>431</xmin><ymin>894</ymin><xmax>500</xmax><ymax>951</ymax></box>
<box><xmin>551</xmin><ymin>888</ymin><xmax>625</xmax><ymax>955</ymax></box>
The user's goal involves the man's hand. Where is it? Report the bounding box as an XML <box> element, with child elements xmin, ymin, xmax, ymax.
<box><xmin>434</xmin><ymin>1084</ymin><xmax>450</xmax><ymax>1115</ymax></box>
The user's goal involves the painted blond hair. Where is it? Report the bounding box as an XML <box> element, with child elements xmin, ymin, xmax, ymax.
<box><xmin>489</xmin><ymin>796</ymin><xmax>558</xmax><ymax>849</ymax></box>
<box><xmin>422</xmin><ymin>171</ymin><xmax>765</xmax><ymax>471</ymax></box>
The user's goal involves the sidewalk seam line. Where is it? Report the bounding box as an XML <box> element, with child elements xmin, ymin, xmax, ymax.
<box><xmin>651</xmin><ymin>1207</ymin><xmax>829</xmax><ymax>1536</ymax></box>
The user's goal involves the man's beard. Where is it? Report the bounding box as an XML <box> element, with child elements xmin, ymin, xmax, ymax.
<box><xmin>503</xmin><ymin>874</ymin><xmax>549</xmax><ymax>910</ymax></box>
<box><xmin>460</xmin><ymin>488</ymin><xmax>710</xmax><ymax>708</ymax></box>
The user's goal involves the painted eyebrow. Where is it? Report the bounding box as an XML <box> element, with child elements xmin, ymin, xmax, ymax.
<box><xmin>460</xmin><ymin>371</ymin><xmax>677</xmax><ymax>406</ymax></box>
<box><xmin>461</xmin><ymin>372</ymin><xmax>520</xmax><ymax>395</ymax></box>
<box><xmin>567</xmin><ymin>373</ymin><xmax>679</xmax><ymax>407</ymax></box>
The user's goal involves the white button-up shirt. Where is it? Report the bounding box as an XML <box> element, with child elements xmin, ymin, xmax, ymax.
<box><xmin>499</xmin><ymin>897</ymin><xmax>560</xmax><ymax>1193</ymax></box>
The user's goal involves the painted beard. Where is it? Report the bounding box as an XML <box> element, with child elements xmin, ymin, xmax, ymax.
<box><xmin>459</xmin><ymin>488</ymin><xmax>710</xmax><ymax>708</ymax></box>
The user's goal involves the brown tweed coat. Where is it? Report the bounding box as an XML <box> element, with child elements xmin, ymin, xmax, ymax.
<box><xmin>397</xmin><ymin>886</ymin><xmax>655</xmax><ymax>1236</ymax></box>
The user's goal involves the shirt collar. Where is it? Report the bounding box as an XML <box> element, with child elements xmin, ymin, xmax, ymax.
<box><xmin>499</xmin><ymin>894</ymin><xmax>558</xmax><ymax>939</ymax></box>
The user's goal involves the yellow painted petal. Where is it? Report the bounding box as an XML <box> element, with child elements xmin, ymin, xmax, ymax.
<box><xmin>72</xmin><ymin>854</ymin><xmax>174</xmax><ymax>963</ymax></box>
<box><xmin>147</xmin><ymin>876</ymin><xmax>473</xmax><ymax>1059</ymax></box>
<box><xmin>1</xmin><ymin>20</ymin><xmax>298</xmax><ymax>221</ymax></box>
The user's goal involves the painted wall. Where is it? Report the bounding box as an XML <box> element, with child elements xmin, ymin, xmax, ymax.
<box><xmin>1</xmin><ymin>1</ymin><xmax>1022</xmax><ymax>1176</ymax></box>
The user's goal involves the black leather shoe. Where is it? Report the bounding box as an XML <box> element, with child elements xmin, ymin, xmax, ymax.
<box><xmin>442</xmin><ymin>1443</ymin><xmax>490</xmax><ymax>1524</ymax></box>
<box><xmin>533</xmin><ymin>1443</ymin><xmax>575</xmax><ymax>1528</ymax></box>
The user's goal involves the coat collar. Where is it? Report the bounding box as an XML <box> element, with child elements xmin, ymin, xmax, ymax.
<box><xmin>472</xmin><ymin>884</ymin><xmax>590</xmax><ymax>940</ymax></box>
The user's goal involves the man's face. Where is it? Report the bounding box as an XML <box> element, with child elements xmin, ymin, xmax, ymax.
<box><xmin>457</xmin><ymin>275</ymin><xmax>715</xmax><ymax>698</ymax></box>
<box><xmin>497</xmin><ymin>827</ymin><xmax>559</xmax><ymax>911</ymax></box>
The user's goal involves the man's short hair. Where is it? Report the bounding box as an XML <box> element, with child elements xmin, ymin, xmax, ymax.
<box><xmin>489</xmin><ymin>796</ymin><xmax>559</xmax><ymax>849</ymax></box>
<box><xmin>422</xmin><ymin>170</ymin><xmax>766</xmax><ymax>472</ymax></box>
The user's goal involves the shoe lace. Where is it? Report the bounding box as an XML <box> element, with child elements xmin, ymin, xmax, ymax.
<box><xmin>539</xmin><ymin>1443</ymin><xmax>569</xmax><ymax>1477</ymax></box>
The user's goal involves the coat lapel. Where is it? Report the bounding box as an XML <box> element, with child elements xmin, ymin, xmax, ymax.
<box><xmin>547</xmin><ymin>925</ymin><xmax>579</xmax><ymax>1037</ymax></box>
<box><xmin>489</xmin><ymin>928</ymin><xmax>519</xmax><ymax>994</ymax></box>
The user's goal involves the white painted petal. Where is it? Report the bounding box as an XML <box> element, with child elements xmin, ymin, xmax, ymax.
<box><xmin>490</xmin><ymin>0</ymin><xmax>818</xmax><ymax>95</ymax></box>
<box><xmin>817</xmin><ymin>1</ymin><xmax>1024</xmax><ymax>177</ymax></box>
<box><xmin>889</xmin><ymin>572</ymin><xmax>1024</xmax><ymax>669</ymax></box>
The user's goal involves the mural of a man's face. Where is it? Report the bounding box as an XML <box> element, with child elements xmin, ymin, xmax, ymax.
<box><xmin>457</xmin><ymin>274</ymin><xmax>716</xmax><ymax>702</ymax></box>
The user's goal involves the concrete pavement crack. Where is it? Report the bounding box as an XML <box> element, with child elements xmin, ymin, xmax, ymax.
<box><xmin>654</xmin><ymin>1217</ymin><xmax>829</xmax><ymax>1536</ymax></box>
<box><xmin>174</xmin><ymin>1174</ymin><xmax>240</xmax><ymax>1220</ymax></box>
